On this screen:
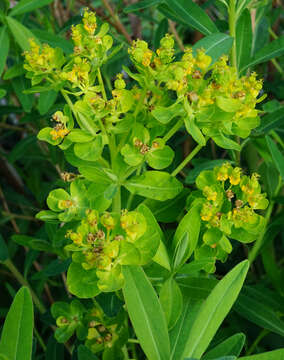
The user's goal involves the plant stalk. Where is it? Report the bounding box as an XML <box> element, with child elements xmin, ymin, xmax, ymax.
<box><xmin>3</xmin><ymin>259</ymin><xmax>46</xmax><ymax>314</ymax></box>
<box><xmin>171</xmin><ymin>142</ymin><xmax>205</xmax><ymax>177</ymax></box>
<box><xmin>163</xmin><ymin>119</ymin><xmax>183</xmax><ymax>142</ymax></box>
<box><xmin>228</xmin><ymin>0</ymin><xmax>237</xmax><ymax>69</ymax></box>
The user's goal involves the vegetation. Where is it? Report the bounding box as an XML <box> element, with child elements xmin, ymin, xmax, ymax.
<box><xmin>0</xmin><ymin>1</ymin><xmax>283</xmax><ymax>359</ymax></box>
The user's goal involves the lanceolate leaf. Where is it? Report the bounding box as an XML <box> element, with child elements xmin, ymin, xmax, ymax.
<box><xmin>10</xmin><ymin>0</ymin><xmax>54</xmax><ymax>16</ymax></box>
<box><xmin>193</xmin><ymin>33</ymin><xmax>233</xmax><ymax>64</ymax></box>
<box><xmin>236</xmin><ymin>9</ymin><xmax>252</xmax><ymax>75</ymax></box>
<box><xmin>159</xmin><ymin>0</ymin><xmax>218</xmax><ymax>35</ymax></box>
<box><xmin>124</xmin><ymin>0</ymin><xmax>162</xmax><ymax>13</ymax></box>
<box><xmin>0</xmin><ymin>287</ymin><xmax>34</xmax><ymax>360</ymax></box>
<box><xmin>239</xmin><ymin>349</ymin><xmax>284</xmax><ymax>359</ymax></box>
<box><xmin>235</xmin><ymin>292</ymin><xmax>284</xmax><ymax>337</ymax></box>
<box><xmin>241</xmin><ymin>36</ymin><xmax>284</xmax><ymax>73</ymax></box>
<box><xmin>169</xmin><ymin>294</ymin><xmax>201</xmax><ymax>360</ymax></box>
<box><xmin>266</xmin><ymin>135</ymin><xmax>284</xmax><ymax>180</ymax></box>
<box><xmin>202</xmin><ymin>333</ymin><xmax>246</xmax><ymax>359</ymax></box>
<box><xmin>0</xmin><ymin>26</ymin><xmax>9</xmax><ymax>77</ymax></box>
<box><xmin>123</xmin><ymin>266</ymin><xmax>170</xmax><ymax>360</ymax></box>
<box><xmin>182</xmin><ymin>260</ymin><xmax>249</xmax><ymax>359</ymax></box>
<box><xmin>6</xmin><ymin>16</ymin><xmax>39</xmax><ymax>51</ymax></box>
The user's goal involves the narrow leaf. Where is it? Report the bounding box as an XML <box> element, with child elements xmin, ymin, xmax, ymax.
<box><xmin>239</xmin><ymin>349</ymin><xmax>284</xmax><ymax>359</ymax></box>
<box><xmin>10</xmin><ymin>0</ymin><xmax>54</xmax><ymax>16</ymax></box>
<box><xmin>203</xmin><ymin>333</ymin><xmax>246</xmax><ymax>359</ymax></box>
<box><xmin>0</xmin><ymin>26</ymin><xmax>9</xmax><ymax>77</ymax></box>
<box><xmin>124</xmin><ymin>0</ymin><xmax>162</xmax><ymax>13</ymax></box>
<box><xmin>266</xmin><ymin>135</ymin><xmax>284</xmax><ymax>180</ymax></box>
<box><xmin>6</xmin><ymin>16</ymin><xmax>38</xmax><ymax>51</ymax></box>
<box><xmin>182</xmin><ymin>260</ymin><xmax>249</xmax><ymax>359</ymax></box>
<box><xmin>193</xmin><ymin>33</ymin><xmax>233</xmax><ymax>64</ymax></box>
<box><xmin>0</xmin><ymin>287</ymin><xmax>34</xmax><ymax>360</ymax></box>
<box><xmin>159</xmin><ymin>0</ymin><xmax>218</xmax><ymax>35</ymax></box>
<box><xmin>236</xmin><ymin>9</ymin><xmax>252</xmax><ymax>75</ymax></box>
<box><xmin>241</xmin><ymin>36</ymin><xmax>284</xmax><ymax>72</ymax></box>
<box><xmin>123</xmin><ymin>266</ymin><xmax>170</xmax><ymax>360</ymax></box>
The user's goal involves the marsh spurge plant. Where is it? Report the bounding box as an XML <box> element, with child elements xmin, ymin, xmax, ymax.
<box><xmin>23</xmin><ymin>9</ymin><xmax>272</xmax><ymax>359</ymax></box>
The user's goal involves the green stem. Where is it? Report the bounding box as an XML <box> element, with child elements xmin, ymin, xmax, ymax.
<box><xmin>171</xmin><ymin>142</ymin><xmax>205</xmax><ymax>177</ymax></box>
<box><xmin>97</xmin><ymin>68</ymin><xmax>107</xmax><ymax>101</ymax></box>
<box><xmin>34</xmin><ymin>326</ymin><xmax>47</xmax><ymax>351</ymax></box>
<box><xmin>126</xmin><ymin>166</ymin><xmax>142</xmax><ymax>210</ymax></box>
<box><xmin>3</xmin><ymin>259</ymin><xmax>46</xmax><ymax>314</ymax></box>
<box><xmin>113</xmin><ymin>186</ymin><xmax>121</xmax><ymax>212</ymax></box>
<box><xmin>228</xmin><ymin>0</ymin><xmax>237</xmax><ymax>69</ymax></box>
<box><xmin>163</xmin><ymin>118</ymin><xmax>184</xmax><ymax>142</ymax></box>
<box><xmin>246</xmin><ymin>329</ymin><xmax>269</xmax><ymax>356</ymax></box>
<box><xmin>134</xmin><ymin>89</ymin><xmax>147</xmax><ymax>118</ymax></box>
<box><xmin>248</xmin><ymin>177</ymin><xmax>282</xmax><ymax>264</ymax></box>
<box><xmin>271</xmin><ymin>130</ymin><xmax>284</xmax><ymax>149</ymax></box>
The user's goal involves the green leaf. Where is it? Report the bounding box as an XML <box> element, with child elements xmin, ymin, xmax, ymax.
<box><xmin>125</xmin><ymin>171</ymin><xmax>183</xmax><ymax>201</ymax></box>
<box><xmin>154</xmin><ymin>18</ymin><xmax>168</xmax><ymax>49</ymax></box>
<box><xmin>74</xmin><ymin>136</ymin><xmax>103</xmax><ymax>161</ymax></box>
<box><xmin>123</xmin><ymin>266</ymin><xmax>170</xmax><ymax>360</ymax></box>
<box><xmin>3</xmin><ymin>63</ymin><xmax>25</xmax><ymax>80</ymax></box>
<box><xmin>236</xmin><ymin>9</ymin><xmax>252</xmax><ymax>75</ymax></box>
<box><xmin>256</xmin><ymin>107</ymin><xmax>284</xmax><ymax>134</ymax></box>
<box><xmin>6</xmin><ymin>16</ymin><xmax>39</xmax><ymax>51</ymax></box>
<box><xmin>178</xmin><ymin>258</ymin><xmax>215</xmax><ymax>275</ymax></box>
<box><xmin>79</xmin><ymin>165</ymin><xmax>114</xmax><ymax>185</ymax></box>
<box><xmin>47</xmin><ymin>188</ymin><xmax>70</xmax><ymax>212</ymax></box>
<box><xmin>182</xmin><ymin>260</ymin><xmax>249</xmax><ymax>359</ymax></box>
<box><xmin>169</xmin><ymin>294</ymin><xmax>201</xmax><ymax>360</ymax></box>
<box><xmin>185</xmin><ymin>159</ymin><xmax>233</xmax><ymax>184</ymax></box>
<box><xmin>159</xmin><ymin>0</ymin><xmax>218</xmax><ymax>35</ymax></box>
<box><xmin>239</xmin><ymin>349</ymin><xmax>284</xmax><ymax>359</ymax></box>
<box><xmin>10</xmin><ymin>0</ymin><xmax>54</xmax><ymax>16</ymax></box>
<box><xmin>202</xmin><ymin>333</ymin><xmax>246</xmax><ymax>359</ymax></box>
<box><xmin>173</xmin><ymin>205</ymin><xmax>201</xmax><ymax>270</ymax></box>
<box><xmin>184</xmin><ymin>115</ymin><xmax>206</xmax><ymax>146</ymax></box>
<box><xmin>67</xmin><ymin>129</ymin><xmax>95</xmax><ymax>143</ymax></box>
<box><xmin>152</xmin><ymin>103</ymin><xmax>184</xmax><ymax>124</ymax></box>
<box><xmin>78</xmin><ymin>345</ymin><xmax>99</xmax><ymax>360</ymax></box>
<box><xmin>124</xmin><ymin>0</ymin><xmax>162</xmax><ymax>13</ymax></box>
<box><xmin>213</xmin><ymin>133</ymin><xmax>241</xmax><ymax>151</ymax></box>
<box><xmin>11</xmin><ymin>77</ymin><xmax>34</xmax><ymax>112</ymax></box>
<box><xmin>35</xmin><ymin>210</ymin><xmax>59</xmax><ymax>223</ymax></box>
<box><xmin>67</xmin><ymin>262</ymin><xmax>100</xmax><ymax>298</ymax></box>
<box><xmin>216</xmin><ymin>97</ymin><xmax>242</xmax><ymax>113</ymax></box>
<box><xmin>12</xmin><ymin>234</ymin><xmax>57</xmax><ymax>253</ymax></box>
<box><xmin>38</xmin><ymin>90</ymin><xmax>57</xmax><ymax>115</ymax></box>
<box><xmin>235</xmin><ymin>291</ymin><xmax>284</xmax><ymax>337</ymax></box>
<box><xmin>0</xmin><ymin>287</ymin><xmax>34</xmax><ymax>360</ymax></box>
<box><xmin>45</xmin><ymin>336</ymin><xmax>64</xmax><ymax>360</ymax></box>
<box><xmin>144</xmin><ymin>189</ymin><xmax>189</xmax><ymax>223</ymax></box>
<box><xmin>0</xmin><ymin>26</ymin><xmax>9</xmax><ymax>77</ymax></box>
<box><xmin>32</xmin><ymin>29</ymin><xmax>73</xmax><ymax>54</ymax></box>
<box><xmin>266</xmin><ymin>135</ymin><xmax>284</xmax><ymax>180</ymax></box>
<box><xmin>241</xmin><ymin>36</ymin><xmax>284</xmax><ymax>73</ymax></box>
<box><xmin>160</xmin><ymin>277</ymin><xmax>183</xmax><ymax>330</ymax></box>
<box><xmin>193</xmin><ymin>33</ymin><xmax>233</xmax><ymax>65</ymax></box>
<box><xmin>136</xmin><ymin>204</ymin><xmax>162</xmax><ymax>264</ymax></box>
<box><xmin>147</xmin><ymin>145</ymin><xmax>175</xmax><ymax>170</ymax></box>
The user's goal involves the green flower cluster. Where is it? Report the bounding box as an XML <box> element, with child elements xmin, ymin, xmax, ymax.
<box><xmin>51</xmin><ymin>299</ymin><xmax>126</xmax><ymax>355</ymax></box>
<box><xmin>24</xmin><ymin>10</ymin><xmax>265</xmax><ymax>174</ymax></box>
<box><xmin>64</xmin><ymin>207</ymin><xmax>159</xmax><ymax>293</ymax></box>
<box><xmin>189</xmin><ymin>164</ymin><xmax>268</xmax><ymax>271</ymax></box>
